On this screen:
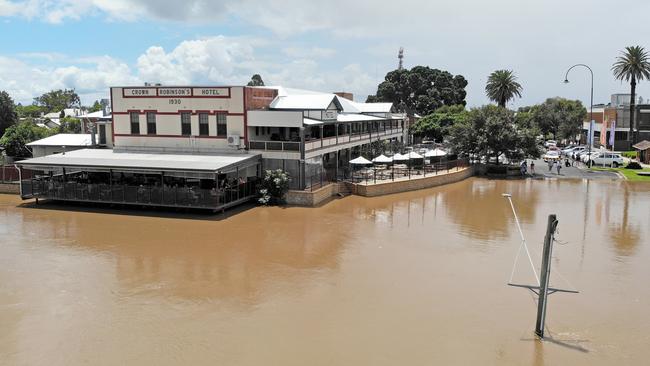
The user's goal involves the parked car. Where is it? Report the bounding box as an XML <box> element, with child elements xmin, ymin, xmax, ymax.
<box><xmin>563</xmin><ymin>146</ymin><xmax>584</xmax><ymax>156</ymax></box>
<box><xmin>569</xmin><ymin>146</ymin><xmax>586</xmax><ymax>158</ymax></box>
<box><xmin>574</xmin><ymin>149</ymin><xmax>590</xmax><ymax>160</ymax></box>
<box><xmin>581</xmin><ymin>152</ymin><xmax>599</xmax><ymax>164</ymax></box>
<box><xmin>544</xmin><ymin>140</ymin><xmax>557</xmax><ymax>148</ymax></box>
<box><xmin>591</xmin><ymin>153</ymin><xmax>624</xmax><ymax>167</ymax></box>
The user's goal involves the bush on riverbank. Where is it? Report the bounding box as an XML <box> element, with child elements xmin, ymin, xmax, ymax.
<box><xmin>258</xmin><ymin>169</ymin><xmax>291</xmax><ymax>205</ymax></box>
<box><xmin>625</xmin><ymin>162</ymin><xmax>642</xmax><ymax>170</ymax></box>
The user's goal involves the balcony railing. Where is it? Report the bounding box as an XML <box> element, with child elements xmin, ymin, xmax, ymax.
<box><xmin>305</xmin><ymin>128</ymin><xmax>403</xmax><ymax>151</ymax></box>
<box><xmin>248</xmin><ymin>128</ymin><xmax>403</xmax><ymax>153</ymax></box>
<box><xmin>20</xmin><ymin>180</ymin><xmax>258</xmax><ymax>210</ymax></box>
<box><xmin>248</xmin><ymin>140</ymin><xmax>300</xmax><ymax>152</ymax></box>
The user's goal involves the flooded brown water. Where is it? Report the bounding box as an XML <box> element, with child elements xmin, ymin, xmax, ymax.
<box><xmin>1</xmin><ymin>178</ymin><xmax>649</xmax><ymax>365</ymax></box>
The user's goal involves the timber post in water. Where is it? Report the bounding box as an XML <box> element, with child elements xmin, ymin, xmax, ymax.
<box><xmin>535</xmin><ymin>214</ymin><xmax>559</xmax><ymax>339</ymax></box>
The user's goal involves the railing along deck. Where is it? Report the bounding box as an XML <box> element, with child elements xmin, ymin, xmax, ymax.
<box><xmin>21</xmin><ymin>180</ymin><xmax>258</xmax><ymax>210</ymax></box>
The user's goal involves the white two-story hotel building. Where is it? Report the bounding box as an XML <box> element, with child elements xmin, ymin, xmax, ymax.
<box><xmin>17</xmin><ymin>85</ymin><xmax>406</xmax><ymax>210</ymax></box>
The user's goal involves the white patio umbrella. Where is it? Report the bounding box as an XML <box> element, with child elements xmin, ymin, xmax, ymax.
<box><xmin>424</xmin><ymin>148</ymin><xmax>447</xmax><ymax>157</ymax></box>
<box><xmin>392</xmin><ymin>153</ymin><xmax>409</xmax><ymax>161</ymax></box>
<box><xmin>372</xmin><ymin>154</ymin><xmax>393</xmax><ymax>164</ymax></box>
<box><xmin>349</xmin><ymin>156</ymin><xmax>373</xmax><ymax>165</ymax></box>
<box><xmin>407</xmin><ymin>151</ymin><xmax>424</xmax><ymax>159</ymax></box>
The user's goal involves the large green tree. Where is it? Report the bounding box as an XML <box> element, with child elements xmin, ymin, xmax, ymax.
<box><xmin>410</xmin><ymin>105</ymin><xmax>468</xmax><ymax>142</ymax></box>
<box><xmin>33</xmin><ymin>89</ymin><xmax>81</xmax><ymax>112</ymax></box>
<box><xmin>485</xmin><ymin>70</ymin><xmax>523</xmax><ymax>108</ymax></box>
<box><xmin>88</xmin><ymin>100</ymin><xmax>103</xmax><ymax>113</ymax></box>
<box><xmin>449</xmin><ymin>105</ymin><xmax>540</xmax><ymax>164</ymax></box>
<box><xmin>0</xmin><ymin>120</ymin><xmax>55</xmax><ymax>158</ymax></box>
<box><xmin>0</xmin><ymin>90</ymin><xmax>18</xmax><ymax>137</ymax></box>
<box><xmin>247</xmin><ymin>74</ymin><xmax>265</xmax><ymax>86</ymax></box>
<box><xmin>366</xmin><ymin>66</ymin><xmax>467</xmax><ymax>116</ymax></box>
<box><xmin>612</xmin><ymin>46</ymin><xmax>650</xmax><ymax>144</ymax></box>
<box><xmin>58</xmin><ymin>117</ymin><xmax>82</xmax><ymax>133</ymax></box>
<box><xmin>15</xmin><ymin>104</ymin><xmax>45</xmax><ymax>119</ymax></box>
<box><xmin>530</xmin><ymin>98</ymin><xmax>586</xmax><ymax>141</ymax></box>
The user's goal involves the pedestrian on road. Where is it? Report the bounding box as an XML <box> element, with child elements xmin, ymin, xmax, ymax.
<box><xmin>530</xmin><ymin>161</ymin><xmax>535</xmax><ymax>175</ymax></box>
<box><xmin>548</xmin><ymin>160</ymin><xmax>553</xmax><ymax>172</ymax></box>
<box><xmin>520</xmin><ymin>161</ymin><xmax>527</xmax><ymax>176</ymax></box>
<box><xmin>552</xmin><ymin>160</ymin><xmax>558</xmax><ymax>174</ymax></box>
<box><xmin>556</xmin><ymin>161</ymin><xmax>562</xmax><ymax>175</ymax></box>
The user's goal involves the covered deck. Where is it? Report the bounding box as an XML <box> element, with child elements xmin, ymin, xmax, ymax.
<box><xmin>16</xmin><ymin>149</ymin><xmax>262</xmax><ymax>211</ymax></box>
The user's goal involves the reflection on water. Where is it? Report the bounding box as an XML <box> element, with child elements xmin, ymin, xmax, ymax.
<box><xmin>1</xmin><ymin>178</ymin><xmax>649</xmax><ymax>365</ymax></box>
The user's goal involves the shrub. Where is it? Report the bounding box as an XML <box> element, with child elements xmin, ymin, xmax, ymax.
<box><xmin>621</xmin><ymin>151</ymin><xmax>637</xmax><ymax>159</ymax></box>
<box><xmin>258</xmin><ymin>169</ymin><xmax>291</xmax><ymax>205</ymax></box>
<box><xmin>625</xmin><ymin>162</ymin><xmax>642</xmax><ymax>170</ymax></box>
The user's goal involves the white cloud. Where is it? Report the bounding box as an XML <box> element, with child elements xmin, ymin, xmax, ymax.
<box><xmin>283</xmin><ymin>47</ymin><xmax>336</xmax><ymax>59</ymax></box>
<box><xmin>0</xmin><ymin>55</ymin><xmax>139</xmax><ymax>104</ymax></box>
<box><xmin>4</xmin><ymin>0</ymin><xmax>650</xmax><ymax>106</ymax></box>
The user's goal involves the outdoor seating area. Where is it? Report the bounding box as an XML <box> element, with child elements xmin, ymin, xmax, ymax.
<box><xmin>348</xmin><ymin>148</ymin><xmax>468</xmax><ymax>185</ymax></box>
<box><xmin>15</xmin><ymin>149</ymin><xmax>262</xmax><ymax>211</ymax></box>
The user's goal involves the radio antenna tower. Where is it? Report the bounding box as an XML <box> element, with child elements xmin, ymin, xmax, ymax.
<box><xmin>398</xmin><ymin>47</ymin><xmax>404</xmax><ymax>70</ymax></box>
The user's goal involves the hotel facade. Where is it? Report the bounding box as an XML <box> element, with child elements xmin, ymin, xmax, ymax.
<box><xmin>17</xmin><ymin>85</ymin><xmax>406</xmax><ymax>210</ymax></box>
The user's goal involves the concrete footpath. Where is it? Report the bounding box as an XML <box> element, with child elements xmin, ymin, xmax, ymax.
<box><xmin>527</xmin><ymin>158</ymin><xmax>620</xmax><ymax>180</ymax></box>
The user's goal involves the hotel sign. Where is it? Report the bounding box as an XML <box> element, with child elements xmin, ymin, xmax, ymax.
<box><xmin>122</xmin><ymin>86</ymin><xmax>230</xmax><ymax>98</ymax></box>
<box><xmin>123</xmin><ymin>88</ymin><xmax>156</xmax><ymax>97</ymax></box>
<box><xmin>193</xmin><ymin>87</ymin><xmax>230</xmax><ymax>97</ymax></box>
<box><xmin>158</xmin><ymin>87</ymin><xmax>191</xmax><ymax>97</ymax></box>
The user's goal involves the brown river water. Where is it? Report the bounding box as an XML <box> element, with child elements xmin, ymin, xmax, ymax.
<box><xmin>1</xmin><ymin>177</ymin><xmax>649</xmax><ymax>365</ymax></box>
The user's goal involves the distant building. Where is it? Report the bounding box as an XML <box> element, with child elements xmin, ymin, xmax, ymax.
<box><xmin>582</xmin><ymin>94</ymin><xmax>649</xmax><ymax>150</ymax></box>
<box><xmin>26</xmin><ymin>133</ymin><xmax>97</xmax><ymax>158</ymax></box>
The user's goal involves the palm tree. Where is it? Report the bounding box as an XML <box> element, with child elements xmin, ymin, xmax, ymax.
<box><xmin>612</xmin><ymin>46</ymin><xmax>650</xmax><ymax>144</ymax></box>
<box><xmin>485</xmin><ymin>70</ymin><xmax>523</xmax><ymax>108</ymax></box>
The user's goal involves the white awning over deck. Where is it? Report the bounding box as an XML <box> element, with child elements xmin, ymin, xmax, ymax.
<box><xmin>16</xmin><ymin>149</ymin><xmax>261</xmax><ymax>173</ymax></box>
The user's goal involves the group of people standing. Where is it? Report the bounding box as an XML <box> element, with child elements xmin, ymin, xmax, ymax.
<box><xmin>520</xmin><ymin>159</ymin><xmax>563</xmax><ymax>176</ymax></box>
<box><xmin>520</xmin><ymin>160</ymin><xmax>536</xmax><ymax>176</ymax></box>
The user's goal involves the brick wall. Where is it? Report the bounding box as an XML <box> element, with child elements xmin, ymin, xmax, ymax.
<box><xmin>353</xmin><ymin>167</ymin><xmax>474</xmax><ymax>197</ymax></box>
<box><xmin>0</xmin><ymin>183</ymin><xmax>20</xmax><ymax>194</ymax></box>
<box><xmin>286</xmin><ymin>183</ymin><xmax>340</xmax><ymax>206</ymax></box>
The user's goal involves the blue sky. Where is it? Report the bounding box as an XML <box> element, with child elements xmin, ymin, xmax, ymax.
<box><xmin>2</xmin><ymin>0</ymin><xmax>650</xmax><ymax>109</ymax></box>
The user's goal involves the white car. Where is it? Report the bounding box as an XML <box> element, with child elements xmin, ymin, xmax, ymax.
<box><xmin>570</xmin><ymin>147</ymin><xmax>587</xmax><ymax>159</ymax></box>
<box><xmin>543</xmin><ymin>150</ymin><xmax>561</xmax><ymax>162</ymax></box>
<box><xmin>591</xmin><ymin>153</ymin><xmax>624</xmax><ymax>167</ymax></box>
<box><xmin>581</xmin><ymin>152</ymin><xmax>598</xmax><ymax>164</ymax></box>
<box><xmin>544</xmin><ymin>140</ymin><xmax>557</xmax><ymax>148</ymax></box>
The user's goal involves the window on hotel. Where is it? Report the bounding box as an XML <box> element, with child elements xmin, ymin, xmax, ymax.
<box><xmin>199</xmin><ymin>113</ymin><xmax>209</xmax><ymax>136</ymax></box>
<box><xmin>181</xmin><ymin>112</ymin><xmax>191</xmax><ymax>136</ymax></box>
<box><xmin>216</xmin><ymin>113</ymin><xmax>227</xmax><ymax>137</ymax></box>
<box><xmin>130</xmin><ymin>112</ymin><xmax>140</xmax><ymax>134</ymax></box>
<box><xmin>146</xmin><ymin>112</ymin><xmax>156</xmax><ymax>135</ymax></box>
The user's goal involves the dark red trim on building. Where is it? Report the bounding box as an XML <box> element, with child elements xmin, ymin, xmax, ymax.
<box><xmin>114</xmin><ymin>134</ymin><xmax>227</xmax><ymax>139</ymax></box>
<box><xmin>243</xmin><ymin>87</ymin><xmax>248</xmax><ymax>145</ymax></box>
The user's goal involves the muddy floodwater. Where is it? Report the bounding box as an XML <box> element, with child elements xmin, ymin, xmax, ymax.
<box><xmin>1</xmin><ymin>178</ymin><xmax>649</xmax><ymax>365</ymax></box>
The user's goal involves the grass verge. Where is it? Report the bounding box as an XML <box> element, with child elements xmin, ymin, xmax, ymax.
<box><xmin>590</xmin><ymin>166</ymin><xmax>650</xmax><ymax>181</ymax></box>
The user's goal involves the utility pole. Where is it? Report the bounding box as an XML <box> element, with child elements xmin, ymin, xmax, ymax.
<box><xmin>503</xmin><ymin>195</ymin><xmax>578</xmax><ymax>340</ymax></box>
<box><xmin>398</xmin><ymin>47</ymin><xmax>404</xmax><ymax>70</ymax></box>
<box><xmin>535</xmin><ymin>214</ymin><xmax>559</xmax><ymax>338</ymax></box>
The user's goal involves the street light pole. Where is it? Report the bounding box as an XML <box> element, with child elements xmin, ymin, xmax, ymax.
<box><xmin>564</xmin><ymin>64</ymin><xmax>594</xmax><ymax>167</ymax></box>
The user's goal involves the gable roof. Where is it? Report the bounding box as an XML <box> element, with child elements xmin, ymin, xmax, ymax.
<box><xmin>270</xmin><ymin>94</ymin><xmax>342</xmax><ymax>110</ymax></box>
<box><xmin>633</xmin><ymin>140</ymin><xmax>650</xmax><ymax>151</ymax></box>
<box><xmin>26</xmin><ymin>133</ymin><xmax>95</xmax><ymax>147</ymax></box>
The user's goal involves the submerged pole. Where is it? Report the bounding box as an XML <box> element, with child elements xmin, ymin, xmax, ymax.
<box><xmin>535</xmin><ymin>214</ymin><xmax>559</xmax><ymax>338</ymax></box>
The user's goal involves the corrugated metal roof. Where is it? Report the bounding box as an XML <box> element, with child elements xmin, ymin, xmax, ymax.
<box><xmin>270</xmin><ymin>94</ymin><xmax>338</xmax><ymax>110</ymax></box>
<box><xmin>633</xmin><ymin>140</ymin><xmax>650</xmax><ymax>151</ymax></box>
<box><xmin>16</xmin><ymin>149</ymin><xmax>261</xmax><ymax>172</ymax></box>
<box><xmin>336</xmin><ymin>114</ymin><xmax>384</xmax><ymax>122</ymax></box>
<box><xmin>27</xmin><ymin>134</ymin><xmax>95</xmax><ymax>147</ymax></box>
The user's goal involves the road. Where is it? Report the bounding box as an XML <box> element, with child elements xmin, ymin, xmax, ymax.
<box><xmin>527</xmin><ymin>158</ymin><xmax>620</xmax><ymax>179</ymax></box>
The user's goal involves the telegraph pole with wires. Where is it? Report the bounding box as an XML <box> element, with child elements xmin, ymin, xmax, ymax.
<box><xmin>502</xmin><ymin>194</ymin><xmax>578</xmax><ymax>339</ymax></box>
